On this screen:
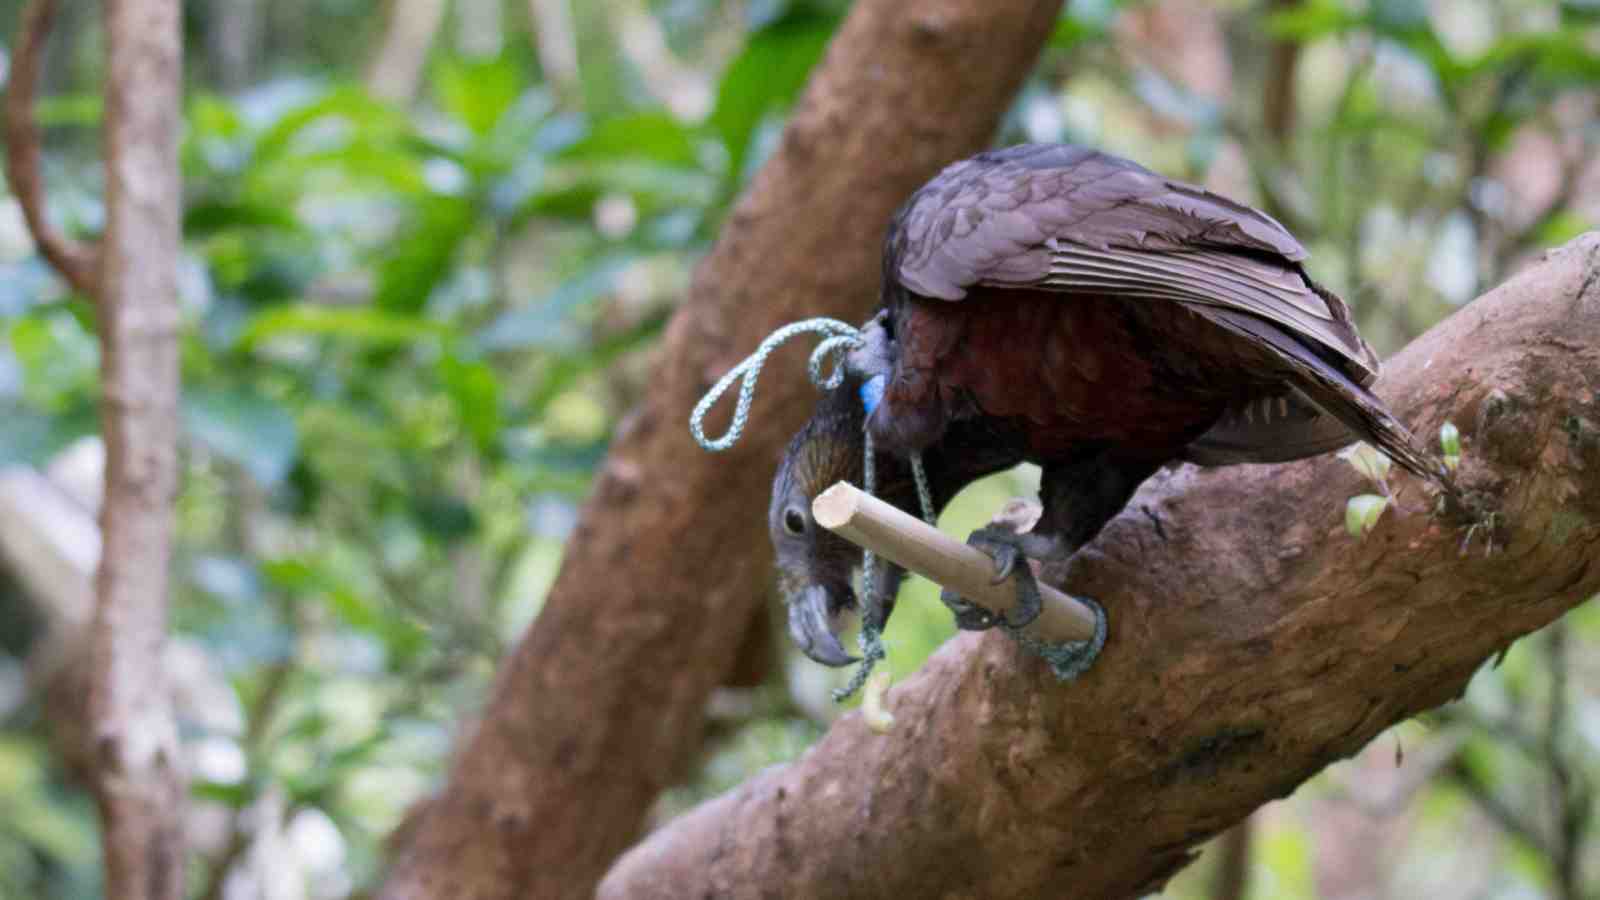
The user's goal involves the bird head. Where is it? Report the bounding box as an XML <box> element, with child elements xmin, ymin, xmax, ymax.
<box><xmin>769</xmin><ymin>382</ymin><xmax>869</xmax><ymax>667</ymax></box>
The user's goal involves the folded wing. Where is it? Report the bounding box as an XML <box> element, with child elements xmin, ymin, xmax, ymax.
<box><xmin>888</xmin><ymin>143</ymin><xmax>1439</xmax><ymax>477</ymax></box>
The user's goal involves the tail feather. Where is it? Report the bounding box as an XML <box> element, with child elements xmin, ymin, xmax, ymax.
<box><xmin>1196</xmin><ymin>307</ymin><xmax>1447</xmax><ymax>483</ymax></box>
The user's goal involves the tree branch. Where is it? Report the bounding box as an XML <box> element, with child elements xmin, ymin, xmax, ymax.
<box><xmin>89</xmin><ymin>1</ymin><xmax>187</xmax><ymax>897</ymax></box>
<box><xmin>1261</xmin><ymin>0</ymin><xmax>1301</xmax><ymax>145</ymax></box>
<box><xmin>375</xmin><ymin>1</ymin><xmax>1066</xmax><ymax>897</ymax></box>
<box><xmin>3</xmin><ymin>0</ymin><xmax>100</xmax><ymax>296</ymax></box>
<box><xmin>599</xmin><ymin>234</ymin><xmax>1600</xmax><ymax>900</ymax></box>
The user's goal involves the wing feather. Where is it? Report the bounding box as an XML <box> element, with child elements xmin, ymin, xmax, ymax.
<box><xmin>890</xmin><ymin>143</ymin><xmax>1379</xmax><ymax>382</ymax></box>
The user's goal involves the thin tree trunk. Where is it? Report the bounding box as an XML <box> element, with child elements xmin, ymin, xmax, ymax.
<box><xmin>367</xmin><ymin>0</ymin><xmax>449</xmax><ymax>103</ymax></box>
<box><xmin>95</xmin><ymin>1</ymin><xmax>187</xmax><ymax>898</ymax></box>
<box><xmin>1212</xmin><ymin>821</ymin><xmax>1253</xmax><ymax>900</ymax></box>
<box><xmin>1262</xmin><ymin>0</ymin><xmax>1302</xmax><ymax>144</ymax></box>
<box><xmin>205</xmin><ymin>0</ymin><xmax>262</xmax><ymax>91</ymax></box>
<box><xmin>456</xmin><ymin>0</ymin><xmax>502</xmax><ymax>59</ymax></box>
<box><xmin>5</xmin><ymin>1</ymin><xmax>187</xmax><ymax>896</ymax></box>
<box><xmin>599</xmin><ymin>235</ymin><xmax>1600</xmax><ymax>899</ymax></box>
<box><xmin>376</xmin><ymin>1</ymin><xmax>1066</xmax><ymax>897</ymax></box>
<box><xmin>527</xmin><ymin>0</ymin><xmax>579</xmax><ymax>97</ymax></box>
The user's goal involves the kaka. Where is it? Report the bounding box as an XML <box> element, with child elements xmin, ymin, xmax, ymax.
<box><xmin>770</xmin><ymin>143</ymin><xmax>1450</xmax><ymax>670</ymax></box>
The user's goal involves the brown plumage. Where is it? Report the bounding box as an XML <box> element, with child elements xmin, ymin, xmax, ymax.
<box><xmin>771</xmin><ymin>143</ymin><xmax>1450</xmax><ymax>668</ymax></box>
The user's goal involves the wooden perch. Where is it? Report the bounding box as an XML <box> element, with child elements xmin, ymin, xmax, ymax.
<box><xmin>599</xmin><ymin>235</ymin><xmax>1600</xmax><ymax>899</ymax></box>
<box><xmin>812</xmin><ymin>481</ymin><xmax>1096</xmax><ymax>643</ymax></box>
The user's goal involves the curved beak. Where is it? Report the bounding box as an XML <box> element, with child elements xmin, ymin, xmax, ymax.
<box><xmin>786</xmin><ymin>583</ymin><xmax>858</xmax><ymax>667</ymax></box>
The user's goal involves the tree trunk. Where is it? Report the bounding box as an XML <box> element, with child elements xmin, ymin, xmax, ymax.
<box><xmin>366</xmin><ymin>0</ymin><xmax>448</xmax><ymax>103</ymax></box>
<box><xmin>93</xmin><ymin>0</ymin><xmax>187</xmax><ymax>897</ymax></box>
<box><xmin>375</xmin><ymin>1</ymin><xmax>1065</xmax><ymax>897</ymax></box>
<box><xmin>5</xmin><ymin>5</ymin><xmax>186</xmax><ymax>894</ymax></box>
<box><xmin>598</xmin><ymin>234</ymin><xmax>1600</xmax><ymax>899</ymax></box>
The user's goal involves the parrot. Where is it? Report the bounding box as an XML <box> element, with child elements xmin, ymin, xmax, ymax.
<box><xmin>769</xmin><ymin>143</ymin><xmax>1450</xmax><ymax>671</ymax></box>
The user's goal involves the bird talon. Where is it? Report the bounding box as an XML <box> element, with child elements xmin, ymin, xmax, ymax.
<box><xmin>995</xmin><ymin>561</ymin><xmax>1042</xmax><ymax>630</ymax></box>
<box><xmin>967</xmin><ymin>525</ymin><xmax>1024</xmax><ymax>583</ymax></box>
<box><xmin>941</xmin><ymin>589</ymin><xmax>998</xmax><ymax>630</ymax></box>
<box><xmin>940</xmin><ymin>527</ymin><xmax>1046</xmax><ymax>631</ymax></box>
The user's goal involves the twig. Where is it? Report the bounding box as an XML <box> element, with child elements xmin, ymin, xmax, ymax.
<box><xmin>1210</xmin><ymin>819</ymin><xmax>1253</xmax><ymax>900</ymax></box>
<box><xmin>811</xmin><ymin>481</ymin><xmax>1097</xmax><ymax>644</ymax></box>
<box><xmin>1445</xmin><ymin>757</ymin><xmax>1552</xmax><ymax>858</ymax></box>
<box><xmin>1261</xmin><ymin>0</ymin><xmax>1301</xmax><ymax>146</ymax></box>
<box><xmin>197</xmin><ymin>661</ymin><xmax>294</xmax><ymax>900</ymax></box>
<box><xmin>2</xmin><ymin>0</ymin><xmax>100</xmax><ymax>296</ymax></box>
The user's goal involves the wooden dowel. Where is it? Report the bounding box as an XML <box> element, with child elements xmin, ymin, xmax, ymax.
<box><xmin>811</xmin><ymin>481</ymin><xmax>1096</xmax><ymax>644</ymax></box>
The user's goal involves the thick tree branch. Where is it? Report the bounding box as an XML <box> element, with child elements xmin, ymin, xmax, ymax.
<box><xmin>599</xmin><ymin>234</ymin><xmax>1600</xmax><ymax>899</ymax></box>
<box><xmin>3</xmin><ymin>0</ymin><xmax>100</xmax><ymax>296</ymax></box>
<box><xmin>376</xmin><ymin>1</ymin><xmax>1065</xmax><ymax>897</ymax></box>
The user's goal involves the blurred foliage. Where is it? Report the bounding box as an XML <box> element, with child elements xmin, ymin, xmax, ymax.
<box><xmin>0</xmin><ymin>0</ymin><xmax>1595</xmax><ymax>896</ymax></box>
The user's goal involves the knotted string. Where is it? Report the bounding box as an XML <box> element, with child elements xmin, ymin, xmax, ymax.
<box><xmin>690</xmin><ymin>318</ymin><xmax>934</xmax><ymax>701</ymax></box>
<box><xmin>689</xmin><ymin>318</ymin><xmax>860</xmax><ymax>451</ymax></box>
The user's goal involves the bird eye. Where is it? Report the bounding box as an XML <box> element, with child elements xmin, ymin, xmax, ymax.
<box><xmin>783</xmin><ymin>507</ymin><xmax>807</xmax><ymax>536</ymax></box>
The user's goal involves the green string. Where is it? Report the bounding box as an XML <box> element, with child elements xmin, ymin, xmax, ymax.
<box><xmin>689</xmin><ymin>318</ymin><xmax>860</xmax><ymax>451</ymax></box>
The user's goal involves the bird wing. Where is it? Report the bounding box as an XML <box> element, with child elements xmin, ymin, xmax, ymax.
<box><xmin>1183</xmin><ymin>389</ymin><xmax>1359</xmax><ymax>466</ymax></box>
<box><xmin>890</xmin><ymin>143</ymin><xmax>1380</xmax><ymax>383</ymax></box>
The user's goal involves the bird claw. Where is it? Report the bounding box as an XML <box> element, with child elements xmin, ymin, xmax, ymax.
<box><xmin>940</xmin><ymin>526</ymin><xmax>1043</xmax><ymax>631</ymax></box>
<box><xmin>941</xmin><ymin>592</ymin><xmax>1000</xmax><ymax>631</ymax></box>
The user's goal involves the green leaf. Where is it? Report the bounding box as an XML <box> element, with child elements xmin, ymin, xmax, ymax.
<box><xmin>184</xmin><ymin>201</ymin><xmax>302</xmax><ymax>238</ymax></box>
<box><xmin>439</xmin><ymin>354</ymin><xmax>502</xmax><ymax>454</ymax></box>
<box><xmin>1048</xmin><ymin>16</ymin><xmax>1108</xmax><ymax>50</ymax></box>
<box><xmin>1257</xmin><ymin>816</ymin><xmax>1314</xmax><ymax>896</ymax></box>
<box><xmin>239</xmin><ymin>306</ymin><xmax>455</xmax><ymax>350</ymax></box>
<box><xmin>515</xmin><ymin>161</ymin><xmax>717</xmax><ymax>225</ymax></box>
<box><xmin>433</xmin><ymin>56</ymin><xmax>524</xmax><ymax>136</ymax></box>
<box><xmin>0</xmin><ymin>404</ymin><xmax>96</xmax><ymax>465</ymax></box>
<box><xmin>1338</xmin><ymin>442</ymin><xmax>1392</xmax><ymax>486</ymax></box>
<box><xmin>282</xmin><ymin>143</ymin><xmax>430</xmax><ymax>194</ymax></box>
<box><xmin>32</xmin><ymin>93</ymin><xmax>102</xmax><ymax>128</ymax></box>
<box><xmin>188</xmin><ymin>93</ymin><xmax>245</xmax><ymax>141</ymax></box>
<box><xmin>709</xmin><ymin>11</ymin><xmax>836</xmax><ymax>176</ymax></box>
<box><xmin>184</xmin><ymin>385</ymin><xmax>300</xmax><ymax>486</ymax></box>
<box><xmin>376</xmin><ymin>195</ymin><xmax>476</xmax><ymax>314</ymax></box>
<box><xmin>253</xmin><ymin>87</ymin><xmax>409</xmax><ymax>166</ymax></box>
<box><xmin>263</xmin><ymin>558</ymin><xmax>427</xmax><ymax>662</ymax></box>
<box><xmin>413</xmin><ymin>493</ymin><xmax>479</xmax><ymax>542</ymax></box>
<box><xmin>325</xmin><ymin>586</ymin><xmax>428</xmax><ymax>661</ymax></box>
<box><xmin>560</xmin><ymin>111</ymin><xmax>701</xmax><ymax>168</ymax></box>
<box><xmin>8</xmin><ymin>312</ymin><xmax>99</xmax><ymax>411</ymax></box>
<box><xmin>1439</xmin><ymin>422</ymin><xmax>1461</xmax><ymax>471</ymax></box>
<box><xmin>476</xmin><ymin>258</ymin><xmax>627</xmax><ymax>351</ymax></box>
<box><xmin>192</xmin><ymin>779</ymin><xmax>257</xmax><ymax>809</ymax></box>
<box><xmin>1530</xmin><ymin>210</ymin><xmax>1591</xmax><ymax>249</ymax></box>
<box><xmin>1047</xmin><ymin>0</ymin><xmax>1122</xmax><ymax>50</ymax></box>
<box><xmin>1345</xmin><ymin>494</ymin><xmax>1391</xmax><ymax>539</ymax></box>
<box><xmin>1265</xmin><ymin>0</ymin><xmax>1363</xmax><ymax>39</ymax></box>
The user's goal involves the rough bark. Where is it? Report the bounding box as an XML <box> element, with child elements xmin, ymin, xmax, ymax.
<box><xmin>376</xmin><ymin>1</ymin><xmax>1065</xmax><ymax>897</ymax></box>
<box><xmin>5</xmin><ymin>1</ymin><xmax>186</xmax><ymax>896</ymax></box>
<box><xmin>598</xmin><ymin>234</ymin><xmax>1600</xmax><ymax>900</ymax></box>
<box><xmin>90</xmin><ymin>2</ymin><xmax>187</xmax><ymax>898</ymax></box>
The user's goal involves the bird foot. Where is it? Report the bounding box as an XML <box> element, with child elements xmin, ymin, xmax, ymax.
<box><xmin>940</xmin><ymin>526</ymin><xmax>1047</xmax><ymax>631</ymax></box>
